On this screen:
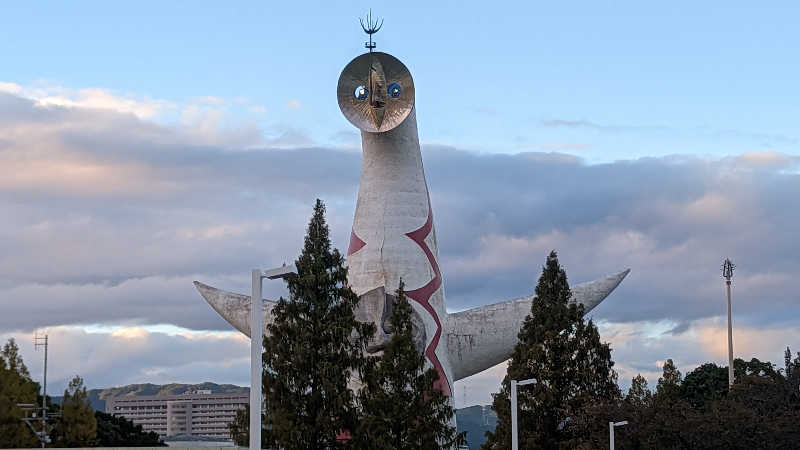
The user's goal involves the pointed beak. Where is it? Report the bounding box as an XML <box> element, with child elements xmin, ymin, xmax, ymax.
<box><xmin>367</xmin><ymin>59</ymin><xmax>388</xmax><ymax>129</ymax></box>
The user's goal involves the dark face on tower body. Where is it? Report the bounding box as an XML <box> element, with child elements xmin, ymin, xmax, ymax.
<box><xmin>337</xmin><ymin>52</ymin><xmax>415</xmax><ymax>133</ymax></box>
<box><xmin>355</xmin><ymin>287</ymin><xmax>428</xmax><ymax>356</ymax></box>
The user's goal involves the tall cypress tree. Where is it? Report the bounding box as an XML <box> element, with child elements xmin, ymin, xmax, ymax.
<box><xmin>52</xmin><ymin>375</ymin><xmax>98</xmax><ymax>447</ymax></box>
<box><xmin>626</xmin><ymin>374</ymin><xmax>653</xmax><ymax>410</ymax></box>
<box><xmin>483</xmin><ymin>251</ymin><xmax>618</xmax><ymax>450</ymax></box>
<box><xmin>353</xmin><ymin>281</ymin><xmax>464</xmax><ymax>450</ymax></box>
<box><xmin>262</xmin><ymin>199</ymin><xmax>375</xmax><ymax>450</ymax></box>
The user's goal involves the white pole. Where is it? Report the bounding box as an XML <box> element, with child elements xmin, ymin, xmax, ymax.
<box><xmin>609</xmin><ymin>421</ymin><xmax>627</xmax><ymax>449</ymax></box>
<box><xmin>511</xmin><ymin>380</ymin><xmax>518</xmax><ymax>450</ymax></box>
<box><xmin>726</xmin><ymin>279</ymin><xmax>734</xmax><ymax>387</ymax></box>
<box><xmin>609</xmin><ymin>422</ymin><xmax>614</xmax><ymax>450</ymax></box>
<box><xmin>250</xmin><ymin>269</ymin><xmax>263</xmax><ymax>450</ymax></box>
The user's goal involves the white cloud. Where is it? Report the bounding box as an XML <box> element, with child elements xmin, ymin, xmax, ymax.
<box><xmin>0</xmin><ymin>82</ymin><xmax>22</xmax><ymax>94</ymax></box>
<box><xmin>19</xmin><ymin>84</ymin><xmax>173</xmax><ymax>119</ymax></box>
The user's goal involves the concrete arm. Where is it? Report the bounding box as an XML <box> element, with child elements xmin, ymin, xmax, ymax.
<box><xmin>445</xmin><ymin>269</ymin><xmax>630</xmax><ymax>381</ymax></box>
<box><xmin>193</xmin><ymin>281</ymin><xmax>277</xmax><ymax>338</ymax></box>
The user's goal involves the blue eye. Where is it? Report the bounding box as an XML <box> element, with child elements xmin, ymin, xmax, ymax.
<box><xmin>388</xmin><ymin>83</ymin><xmax>402</xmax><ymax>99</ymax></box>
<box><xmin>354</xmin><ymin>86</ymin><xmax>369</xmax><ymax>101</ymax></box>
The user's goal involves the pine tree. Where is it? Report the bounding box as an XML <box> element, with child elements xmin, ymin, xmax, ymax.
<box><xmin>52</xmin><ymin>375</ymin><xmax>98</xmax><ymax>447</ymax></box>
<box><xmin>654</xmin><ymin>359</ymin><xmax>682</xmax><ymax>403</ymax></box>
<box><xmin>784</xmin><ymin>347</ymin><xmax>792</xmax><ymax>378</ymax></box>
<box><xmin>0</xmin><ymin>339</ymin><xmax>40</xmax><ymax>448</ymax></box>
<box><xmin>353</xmin><ymin>281</ymin><xmax>465</xmax><ymax>450</ymax></box>
<box><xmin>482</xmin><ymin>251</ymin><xmax>619</xmax><ymax>450</ymax></box>
<box><xmin>626</xmin><ymin>374</ymin><xmax>652</xmax><ymax>409</ymax></box>
<box><xmin>262</xmin><ymin>199</ymin><xmax>375</xmax><ymax>450</ymax></box>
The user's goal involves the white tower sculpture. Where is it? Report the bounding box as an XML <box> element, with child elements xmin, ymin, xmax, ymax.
<box><xmin>194</xmin><ymin>30</ymin><xmax>629</xmax><ymax>420</ymax></box>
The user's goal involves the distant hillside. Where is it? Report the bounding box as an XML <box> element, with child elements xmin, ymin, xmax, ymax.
<box><xmin>456</xmin><ymin>405</ymin><xmax>498</xmax><ymax>450</ymax></box>
<box><xmin>52</xmin><ymin>382</ymin><xmax>249</xmax><ymax>412</ymax></box>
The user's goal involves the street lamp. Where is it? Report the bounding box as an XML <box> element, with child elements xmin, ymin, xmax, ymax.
<box><xmin>609</xmin><ymin>420</ymin><xmax>628</xmax><ymax>449</ymax></box>
<box><xmin>722</xmin><ymin>258</ymin><xmax>735</xmax><ymax>387</ymax></box>
<box><xmin>510</xmin><ymin>378</ymin><xmax>537</xmax><ymax>450</ymax></box>
<box><xmin>250</xmin><ymin>264</ymin><xmax>296</xmax><ymax>450</ymax></box>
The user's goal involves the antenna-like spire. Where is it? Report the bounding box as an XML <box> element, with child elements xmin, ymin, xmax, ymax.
<box><xmin>359</xmin><ymin>9</ymin><xmax>383</xmax><ymax>52</ymax></box>
<box><xmin>722</xmin><ymin>257</ymin><xmax>735</xmax><ymax>284</ymax></box>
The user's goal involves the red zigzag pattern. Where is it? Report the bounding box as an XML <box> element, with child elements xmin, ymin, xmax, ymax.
<box><xmin>404</xmin><ymin>204</ymin><xmax>451</xmax><ymax>397</ymax></box>
<box><xmin>347</xmin><ymin>203</ymin><xmax>450</xmax><ymax>397</ymax></box>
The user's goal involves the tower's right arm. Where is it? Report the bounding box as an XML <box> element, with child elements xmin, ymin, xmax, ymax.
<box><xmin>445</xmin><ymin>269</ymin><xmax>629</xmax><ymax>381</ymax></box>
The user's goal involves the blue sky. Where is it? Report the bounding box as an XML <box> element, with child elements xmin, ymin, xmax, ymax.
<box><xmin>1</xmin><ymin>2</ymin><xmax>799</xmax><ymax>406</ymax></box>
<box><xmin>3</xmin><ymin>1</ymin><xmax>798</xmax><ymax>162</ymax></box>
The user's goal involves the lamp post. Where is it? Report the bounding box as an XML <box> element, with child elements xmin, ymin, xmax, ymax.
<box><xmin>609</xmin><ymin>420</ymin><xmax>628</xmax><ymax>449</ymax></box>
<box><xmin>250</xmin><ymin>264</ymin><xmax>296</xmax><ymax>450</ymax></box>
<box><xmin>722</xmin><ymin>258</ymin><xmax>735</xmax><ymax>387</ymax></box>
<box><xmin>510</xmin><ymin>378</ymin><xmax>537</xmax><ymax>450</ymax></box>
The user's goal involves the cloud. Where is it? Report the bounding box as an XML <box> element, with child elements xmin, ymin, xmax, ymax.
<box><xmin>536</xmin><ymin>143</ymin><xmax>593</xmax><ymax>151</ymax></box>
<box><xmin>540</xmin><ymin>118</ymin><xmax>668</xmax><ymax>133</ymax></box>
<box><xmin>0</xmin><ymin>89</ymin><xmax>798</xmax><ymax>401</ymax></box>
<box><xmin>286</xmin><ymin>100</ymin><xmax>302</xmax><ymax>110</ymax></box>
<box><xmin>1</xmin><ymin>326</ymin><xmax>250</xmax><ymax>395</ymax></box>
<box><xmin>6</xmin><ymin>83</ymin><xmax>174</xmax><ymax>119</ymax></box>
<box><xmin>0</xmin><ymin>82</ymin><xmax>22</xmax><ymax>94</ymax></box>
<box><xmin>733</xmin><ymin>151</ymin><xmax>798</xmax><ymax>169</ymax></box>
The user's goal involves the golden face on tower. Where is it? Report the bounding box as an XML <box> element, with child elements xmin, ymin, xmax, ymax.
<box><xmin>337</xmin><ymin>52</ymin><xmax>415</xmax><ymax>133</ymax></box>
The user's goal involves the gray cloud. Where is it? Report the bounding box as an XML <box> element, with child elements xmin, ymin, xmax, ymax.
<box><xmin>2</xmin><ymin>91</ymin><xmax>798</xmax><ymax>399</ymax></box>
<box><xmin>1</xmin><ymin>92</ymin><xmax>798</xmax><ymax>334</ymax></box>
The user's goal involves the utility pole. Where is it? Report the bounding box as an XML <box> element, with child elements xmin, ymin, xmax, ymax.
<box><xmin>722</xmin><ymin>258</ymin><xmax>735</xmax><ymax>387</ymax></box>
<box><xmin>34</xmin><ymin>333</ymin><xmax>48</xmax><ymax>448</ymax></box>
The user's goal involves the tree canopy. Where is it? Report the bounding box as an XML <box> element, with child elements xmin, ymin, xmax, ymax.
<box><xmin>483</xmin><ymin>251</ymin><xmax>619</xmax><ymax>450</ymax></box>
<box><xmin>0</xmin><ymin>339</ymin><xmax>40</xmax><ymax>448</ymax></box>
<box><xmin>52</xmin><ymin>375</ymin><xmax>98</xmax><ymax>448</ymax></box>
<box><xmin>262</xmin><ymin>199</ymin><xmax>375</xmax><ymax>449</ymax></box>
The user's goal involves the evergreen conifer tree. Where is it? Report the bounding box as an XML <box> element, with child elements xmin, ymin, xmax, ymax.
<box><xmin>353</xmin><ymin>281</ymin><xmax>465</xmax><ymax>450</ymax></box>
<box><xmin>654</xmin><ymin>359</ymin><xmax>682</xmax><ymax>403</ymax></box>
<box><xmin>482</xmin><ymin>251</ymin><xmax>618</xmax><ymax>450</ymax></box>
<box><xmin>0</xmin><ymin>339</ymin><xmax>40</xmax><ymax>448</ymax></box>
<box><xmin>52</xmin><ymin>375</ymin><xmax>97</xmax><ymax>447</ymax></box>
<box><xmin>626</xmin><ymin>374</ymin><xmax>653</xmax><ymax>409</ymax></box>
<box><xmin>262</xmin><ymin>199</ymin><xmax>375</xmax><ymax>450</ymax></box>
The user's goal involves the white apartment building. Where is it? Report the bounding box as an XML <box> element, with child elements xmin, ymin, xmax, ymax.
<box><xmin>106</xmin><ymin>390</ymin><xmax>248</xmax><ymax>439</ymax></box>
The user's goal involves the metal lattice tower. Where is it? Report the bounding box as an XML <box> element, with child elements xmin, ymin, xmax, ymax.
<box><xmin>722</xmin><ymin>258</ymin><xmax>735</xmax><ymax>387</ymax></box>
